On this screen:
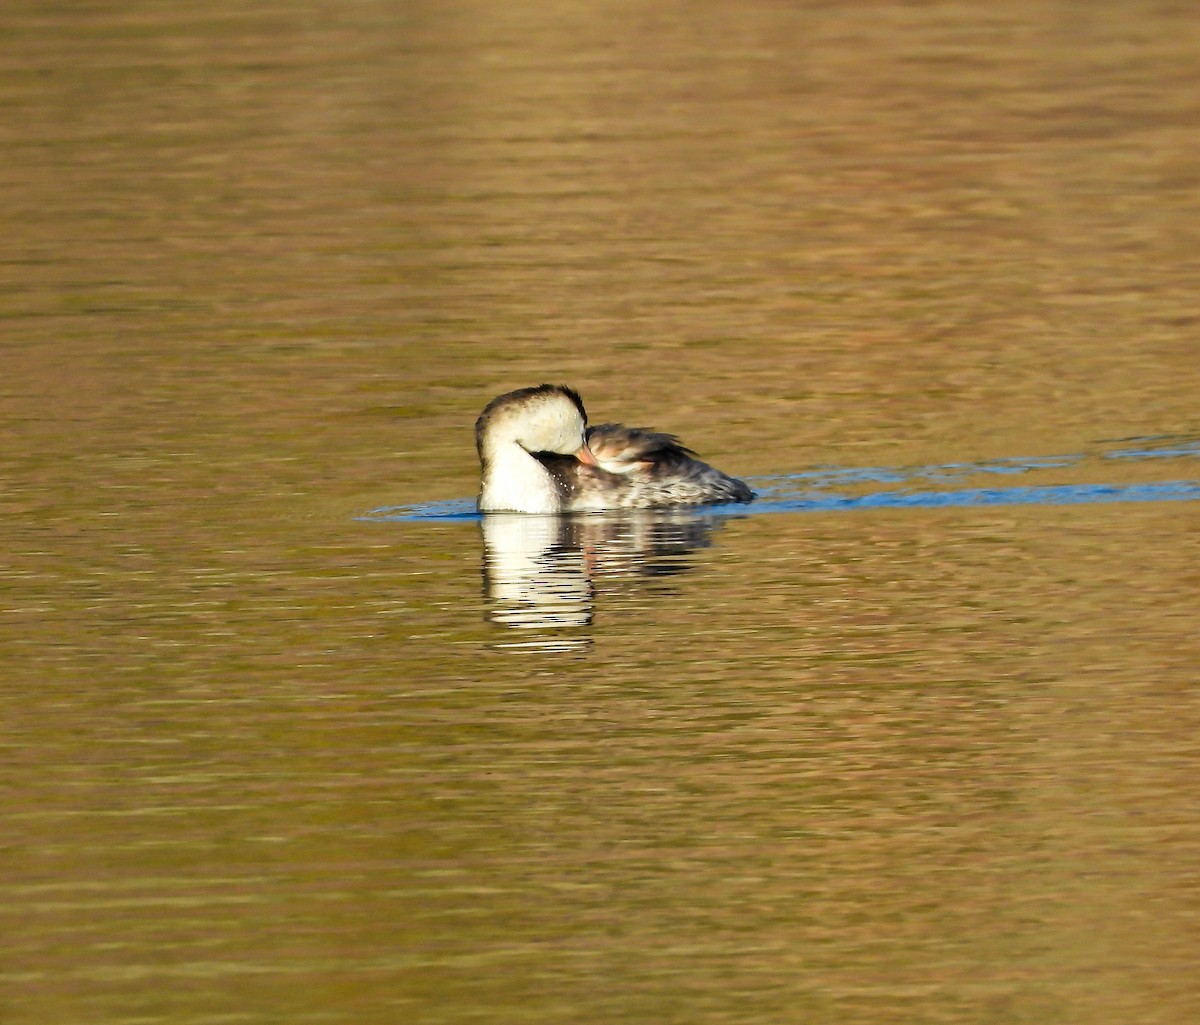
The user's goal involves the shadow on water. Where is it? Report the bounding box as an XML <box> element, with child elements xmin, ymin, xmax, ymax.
<box><xmin>361</xmin><ymin>435</ymin><xmax>1200</xmax><ymax>648</ymax></box>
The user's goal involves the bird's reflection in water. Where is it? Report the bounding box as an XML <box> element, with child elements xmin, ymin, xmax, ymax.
<box><xmin>480</xmin><ymin>510</ymin><xmax>733</xmax><ymax>651</ymax></box>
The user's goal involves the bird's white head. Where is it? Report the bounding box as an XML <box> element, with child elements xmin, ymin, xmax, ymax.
<box><xmin>475</xmin><ymin>384</ymin><xmax>591</xmax><ymax>461</ymax></box>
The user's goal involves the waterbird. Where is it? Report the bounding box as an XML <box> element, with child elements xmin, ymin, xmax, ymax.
<box><xmin>476</xmin><ymin>384</ymin><xmax>754</xmax><ymax>513</ymax></box>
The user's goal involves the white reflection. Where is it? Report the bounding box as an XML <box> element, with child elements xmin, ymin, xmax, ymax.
<box><xmin>481</xmin><ymin>515</ymin><xmax>594</xmax><ymax>633</ymax></box>
<box><xmin>480</xmin><ymin>510</ymin><xmax>733</xmax><ymax>650</ymax></box>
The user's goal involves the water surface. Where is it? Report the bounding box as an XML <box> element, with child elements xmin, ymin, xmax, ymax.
<box><xmin>3</xmin><ymin>2</ymin><xmax>1200</xmax><ymax>1024</ymax></box>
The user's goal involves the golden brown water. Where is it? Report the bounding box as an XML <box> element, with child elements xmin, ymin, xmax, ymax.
<box><xmin>3</xmin><ymin>2</ymin><xmax>1200</xmax><ymax>1023</ymax></box>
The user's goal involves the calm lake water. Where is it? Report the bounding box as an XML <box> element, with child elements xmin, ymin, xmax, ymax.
<box><xmin>3</xmin><ymin>2</ymin><xmax>1200</xmax><ymax>1023</ymax></box>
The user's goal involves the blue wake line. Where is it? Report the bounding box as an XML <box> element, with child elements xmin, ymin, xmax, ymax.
<box><xmin>362</xmin><ymin>437</ymin><xmax>1200</xmax><ymax>522</ymax></box>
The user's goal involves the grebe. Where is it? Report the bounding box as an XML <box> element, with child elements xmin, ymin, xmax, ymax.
<box><xmin>475</xmin><ymin>384</ymin><xmax>754</xmax><ymax>513</ymax></box>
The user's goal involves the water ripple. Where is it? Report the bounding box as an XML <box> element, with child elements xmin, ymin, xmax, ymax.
<box><xmin>363</xmin><ymin>434</ymin><xmax>1200</xmax><ymax>522</ymax></box>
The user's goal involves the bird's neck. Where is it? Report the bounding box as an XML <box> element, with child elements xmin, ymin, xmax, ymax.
<box><xmin>479</xmin><ymin>440</ymin><xmax>562</xmax><ymax>514</ymax></box>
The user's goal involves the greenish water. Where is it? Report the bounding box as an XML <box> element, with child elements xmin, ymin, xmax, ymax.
<box><xmin>3</xmin><ymin>3</ymin><xmax>1200</xmax><ymax>1024</ymax></box>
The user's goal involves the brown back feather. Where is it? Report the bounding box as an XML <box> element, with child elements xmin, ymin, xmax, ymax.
<box><xmin>586</xmin><ymin>423</ymin><xmax>698</xmax><ymax>464</ymax></box>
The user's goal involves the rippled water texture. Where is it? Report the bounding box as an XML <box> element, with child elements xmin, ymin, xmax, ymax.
<box><xmin>3</xmin><ymin>3</ymin><xmax>1200</xmax><ymax>1024</ymax></box>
